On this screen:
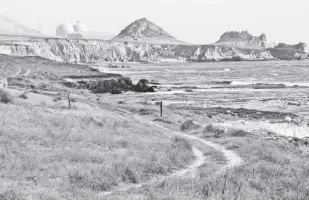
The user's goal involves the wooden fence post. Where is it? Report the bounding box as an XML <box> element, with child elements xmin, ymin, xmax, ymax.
<box><xmin>252</xmin><ymin>168</ymin><xmax>255</xmax><ymax>179</ymax></box>
<box><xmin>68</xmin><ymin>93</ymin><xmax>71</xmax><ymax>110</ymax></box>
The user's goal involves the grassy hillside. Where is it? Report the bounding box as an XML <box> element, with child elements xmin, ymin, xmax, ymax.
<box><xmin>0</xmin><ymin>54</ymin><xmax>197</xmax><ymax>199</ymax></box>
<box><xmin>0</xmin><ymin>100</ymin><xmax>194</xmax><ymax>199</ymax></box>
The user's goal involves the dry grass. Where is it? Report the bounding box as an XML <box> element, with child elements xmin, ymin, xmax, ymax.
<box><xmin>0</xmin><ymin>103</ymin><xmax>194</xmax><ymax>199</ymax></box>
<box><xmin>203</xmin><ymin>124</ymin><xmax>249</xmax><ymax>138</ymax></box>
<box><xmin>123</xmin><ymin>135</ymin><xmax>309</xmax><ymax>199</ymax></box>
<box><xmin>203</xmin><ymin>124</ymin><xmax>225</xmax><ymax>138</ymax></box>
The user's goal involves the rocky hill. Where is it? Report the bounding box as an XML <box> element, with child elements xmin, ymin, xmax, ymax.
<box><xmin>112</xmin><ymin>18</ymin><xmax>186</xmax><ymax>44</ymax></box>
<box><xmin>215</xmin><ymin>30</ymin><xmax>308</xmax><ymax>60</ymax></box>
<box><xmin>0</xmin><ymin>14</ymin><xmax>41</xmax><ymax>37</ymax></box>
<box><xmin>216</xmin><ymin>31</ymin><xmax>268</xmax><ymax>48</ymax></box>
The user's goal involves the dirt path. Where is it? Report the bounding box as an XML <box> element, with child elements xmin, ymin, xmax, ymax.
<box><xmin>101</xmin><ymin>147</ymin><xmax>205</xmax><ymax>196</ymax></box>
<box><xmin>12</xmin><ymin>91</ymin><xmax>242</xmax><ymax>197</ymax></box>
<box><xmin>130</xmin><ymin>113</ymin><xmax>243</xmax><ymax>172</ymax></box>
<box><xmin>99</xmin><ymin>108</ymin><xmax>243</xmax><ymax>197</ymax></box>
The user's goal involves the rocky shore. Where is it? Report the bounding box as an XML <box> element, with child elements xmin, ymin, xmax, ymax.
<box><xmin>63</xmin><ymin>77</ymin><xmax>155</xmax><ymax>94</ymax></box>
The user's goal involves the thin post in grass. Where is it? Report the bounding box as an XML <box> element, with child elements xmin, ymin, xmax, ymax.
<box><xmin>160</xmin><ymin>101</ymin><xmax>163</xmax><ymax>117</ymax></box>
<box><xmin>144</xmin><ymin>98</ymin><xmax>147</xmax><ymax>109</ymax></box>
<box><xmin>252</xmin><ymin>168</ymin><xmax>255</xmax><ymax>179</ymax></box>
<box><xmin>67</xmin><ymin>92</ymin><xmax>71</xmax><ymax>110</ymax></box>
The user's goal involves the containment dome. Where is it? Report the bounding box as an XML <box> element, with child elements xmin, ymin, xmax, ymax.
<box><xmin>56</xmin><ymin>22</ymin><xmax>74</xmax><ymax>37</ymax></box>
<box><xmin>73</xmin><ymin>21</ymin><xmax>88</xmax><ymax>33</ymax></box>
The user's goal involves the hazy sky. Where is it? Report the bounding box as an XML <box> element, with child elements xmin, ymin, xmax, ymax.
<box><xmin>0</xmin><ymin>0</ymin><xmax>308</xmax><ymax>44</ymax></box>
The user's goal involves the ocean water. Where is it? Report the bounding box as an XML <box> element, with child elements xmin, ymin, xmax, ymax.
<box><xmin>97</xmin><ymin>60</ymin><xmax>309</xmax><ymax>89</ymax></box>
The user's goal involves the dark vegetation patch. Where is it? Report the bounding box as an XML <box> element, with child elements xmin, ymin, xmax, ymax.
<box><xmin>180</xmin><ymin>120</ymin><xmax>201</xmax><ymax>131</ymax></box>
<box><xmin>177</xmin><ymin>106</ymin><xmax>298</xmax><ymax>121</ymax></box>
<box><xmin>0</xmin><ymin>89</ymin><xmax>13</xmax><ymax>104</ymax></box>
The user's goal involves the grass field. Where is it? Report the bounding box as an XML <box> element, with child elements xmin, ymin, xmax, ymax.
<box><xmin>121</xmin><ymin>130</ymin><xmax>309</xmax><ymax>199</ymax></box>
<box><xmin>3</xmin><ymin>55</ymin><xmax>309</xmax><ymax>199</ymax></box>
<box><xmin>0</xmin><ymin>101</ymin><xmax>195</xmax><ymax>199</ymax></box>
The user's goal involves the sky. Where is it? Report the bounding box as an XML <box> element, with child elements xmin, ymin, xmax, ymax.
<box><xmin>0</xmin><ymin>0</ymin><xmax>308</xmax><ymax>45</ymax></box>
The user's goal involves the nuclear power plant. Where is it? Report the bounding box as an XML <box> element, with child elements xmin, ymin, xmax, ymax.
<box><xmin>56</xmin><ymin>21</ymin><xmax>114</xmax><ymax>40</ymax></box>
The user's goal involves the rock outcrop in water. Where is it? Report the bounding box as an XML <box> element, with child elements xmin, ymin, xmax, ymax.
<box><xmin>63</xmin><ymin>77</ymin><xmax>155</xmax><ymax>94</ymax></box>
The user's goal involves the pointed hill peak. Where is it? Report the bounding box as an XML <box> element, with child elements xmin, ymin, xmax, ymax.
<box><xmin>113</xmin><ymin>18</ymin><xmax>187</xmax><ymax>44</ymax></box>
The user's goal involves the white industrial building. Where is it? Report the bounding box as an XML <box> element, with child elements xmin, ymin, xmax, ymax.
<box><xmin>56</xmin><ymin>21</ymin><xmax>115</xmax><ymax>40</ymax></box>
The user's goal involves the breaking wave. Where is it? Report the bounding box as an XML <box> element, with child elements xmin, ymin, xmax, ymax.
<box><xmin>230</xmin><ymin>81</ymin><xmax>309</xmax><ymax>88</ymax></box>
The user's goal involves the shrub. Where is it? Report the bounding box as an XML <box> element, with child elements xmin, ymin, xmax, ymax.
<box><xmin>53</xmin><ymin>97</ymin><xmax>61</xmax><ymax>102</ymax></box>
<box><xmin>0</xmin><ymin>89</ymin><xmax>13</xmax><ymax>104</ymax></box>
<box><xmin>229</xmin><ymin>129</ymin><xmax>249</xmax><ymax>137</ymax></box>
<box><xmin>203</xmin><ymin>124</ymin><xmax>225</xmax><ymax>138</ymax></box>
<box><xmin>172</xmin><ymin>137</ymin><xmax>192</xmax><ymax>150</ymax></box>
<box><xmin>181</xmin><ymin>120</ymin><xmax>201</xmax><ymax>131</ymax></box>
<box><xmin>19</xmin><ymin>92</ymin><xmax>28</xmax><ymax>100</ymax></box>
<box><xmin>122</xmin><ymin>167</ymin><xmax>140</xmax><ymax>184</ymax></box>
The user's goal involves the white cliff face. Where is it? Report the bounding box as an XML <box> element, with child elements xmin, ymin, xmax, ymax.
<box><xmin>0</xmin><ymin>38</ymin><xmax>274</xmax><ymax>64</ymax></box>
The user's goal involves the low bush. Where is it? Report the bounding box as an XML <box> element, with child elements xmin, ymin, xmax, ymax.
<box><xmin>228</xmin><ymin>129</ymin><xmax>249</xmax><ymax>137</ymax></box>
<box><xmin>53</xmin><ymin>97</ymin><xmax>62</xmax><ymax>102</ymax></box>
<box><xmin>181</xmin><ymin>120</ymin><xmax>201</xmax><ymax>131</ymax></box>
<box><xmin>0</xmin><ymin>89</ymin><xmax>13</xmax><ymax>104</ymax></box>
<box><xmin>203</xmin><ymin>124</ymin><xmax>225</xmax><ymax>138</ymax></box>
<box><xmin>172</xmin><ymin>137</ymin><xmax>192</xmax><ymax>150</ymax></box>
<box><xmin>19</xmin><ymin>92</ymin><xmax>28</xmax><ymax>100</ymax></box>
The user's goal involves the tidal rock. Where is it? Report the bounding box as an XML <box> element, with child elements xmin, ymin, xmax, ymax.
<box><xmin>135</xmin><ymin>79</ymin><xmax>155</xmax><ymax>92</ymax></box>
<box><xmin>64</xmin><ymin>77</ymin><xmax>155</xmax><ymax>94</ymax></box>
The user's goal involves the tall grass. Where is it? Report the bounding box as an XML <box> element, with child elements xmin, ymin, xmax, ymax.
<box><xmin>0</xmin><ymin>104</ymin><xmax>194</xmax><ymax>199</ymax></box>
<box><xmin>122</xmin><ymin>136</ymin><xmax>309</xmax><ymax>199</ymax></box>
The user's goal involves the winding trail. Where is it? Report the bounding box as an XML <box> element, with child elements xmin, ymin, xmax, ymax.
<box><xmin>100</xmin><ymin>108</ymin><xmax>243</xmax><ymax>196</ymax></box>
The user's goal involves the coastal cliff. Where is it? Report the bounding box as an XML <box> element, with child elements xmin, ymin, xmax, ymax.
<box><xmin>0</xmin><ymin>38</ymin><xmax>274</xmax><ymax>63</ymax></box>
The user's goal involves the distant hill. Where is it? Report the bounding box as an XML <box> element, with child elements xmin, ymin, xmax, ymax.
<box><xmin>215</xmin><ymin>30</ymin><xmax>268</xmax><ymax>48</ymax></box>
<box><xmin>113</xmin><ymin>18</ymin><xmax>187</xmax><ymax>44</ymax></box>
<box><xmin>0</xmin><ymin>14</ymin><xmax>41</xmax><ymax>36</ymax></box>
